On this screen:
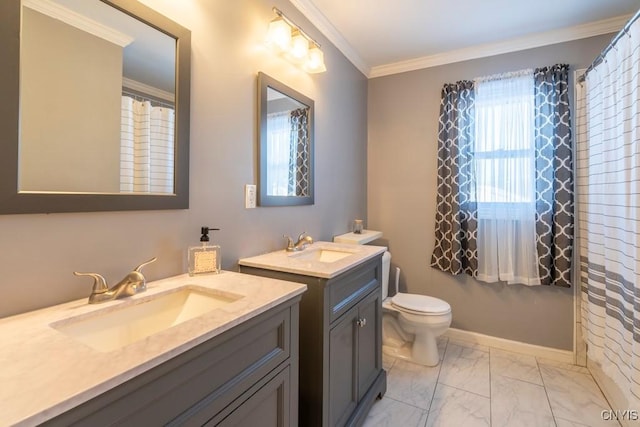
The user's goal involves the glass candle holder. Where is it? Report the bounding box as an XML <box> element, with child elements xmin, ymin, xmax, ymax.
<box><xmin>353</xmin><ymin>219</ymin><xmax>364</xmax><ymax>234</ymax></box>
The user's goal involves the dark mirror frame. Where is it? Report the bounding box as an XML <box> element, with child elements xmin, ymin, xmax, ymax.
<box><xmin>0</xmin><ymin>0</ymin><xmax>191</xmax><ymax>214</ymax></box>
<box><xmin>257</xmin><ymin>72</ymin><xmax>314</xmax><ymax>207</ymax></box>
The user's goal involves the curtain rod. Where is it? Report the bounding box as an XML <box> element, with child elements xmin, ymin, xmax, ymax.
<box><xmin>122</xmin><ymin>88</ymin><xmax>174</xmax><ymax>109</ymax></box>
<box><xmin>578</xmin><ymin>9</ymin><xmax>640</xmax><ymax>83</ymax></box>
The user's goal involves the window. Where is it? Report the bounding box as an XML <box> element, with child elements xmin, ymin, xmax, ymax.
<box><xmin>266</xmin><ymin>111</ymin><xmax>293</xmax><ymax>196</ymax></box>
<box><xmin>472</xmin><ymin>71</ymin><xmax>536</xmax><ymax>220</ymax></box>
<box><xmin>431</xmin><ymin>64</ymin><xmax>574</xmax><ymax>287</ymax></box>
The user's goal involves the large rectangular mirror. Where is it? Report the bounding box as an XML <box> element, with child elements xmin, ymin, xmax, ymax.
<box><xmin>0</xmin><ymin>0</ymin><xmax>191</xmax><ymax>214</ymax></box>
<box><xmin>258</xmin><ymin>72</ymin><xmax>314</xmax><ymax>206</ymax></box>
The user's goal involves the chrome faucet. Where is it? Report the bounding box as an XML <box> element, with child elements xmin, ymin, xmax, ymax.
<box><xmin>284</xmin><ymin>232</ymin><xmax>314</xmax><ymax>252</ymax></box>
<box><xmin>74</xmin><ymin>257</ymin><xmax>157</xmax><ymax>304</ymax></box>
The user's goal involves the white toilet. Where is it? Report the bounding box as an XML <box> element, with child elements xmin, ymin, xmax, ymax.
<box><xmin>333</xmin><ymin>230</ymin><xmax>452</xmax><ymax>366</ymax></box>
<box><xmin>381</xmin><ymin>251</ymin><xmax>452</xmax><ymax>366</ymax></box>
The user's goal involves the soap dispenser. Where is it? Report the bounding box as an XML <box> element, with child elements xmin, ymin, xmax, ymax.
<box><xmin>188</xmin><ymin>226</ymin><xmax>221</xmax><ymax>276</ymax></box>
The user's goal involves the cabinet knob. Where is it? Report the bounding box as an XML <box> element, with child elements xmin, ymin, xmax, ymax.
<box><xmin>356</xmin><ymin>318</ymin><xmax>367</xmax><ymax>328</ymax></box>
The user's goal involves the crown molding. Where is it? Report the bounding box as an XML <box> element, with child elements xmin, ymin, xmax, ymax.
<box><xmin>289</xmin><ymin>0</ymin><xmax>371</xmax><ymax>76</ymax></box>
<box><xmin>23</xmin><ymin>0</ymin><xmax>134</xmax><ymax>47</ymax></box>
<box><xmin>369</xmin><ymin>14</ymin><xmax>632</xmax><ymax>78</ymax></box>
<box><xmin>289</xmin><ymin>2</ymin><xmax>630</xmax><ymax>78</ymax></box>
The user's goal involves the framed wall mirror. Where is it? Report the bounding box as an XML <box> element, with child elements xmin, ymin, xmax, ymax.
<box><xmin>257</xmin><ymin>72</ymin><xmax>314</xmax><ymax>206</ymax></box>
<box><xmin>0</xmin><ymin>0</ymin><xmax>191</xmax><ymax>214</ymax></box>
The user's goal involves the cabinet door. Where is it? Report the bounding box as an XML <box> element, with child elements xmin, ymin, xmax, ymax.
<box><xmin>357</xmin><ymin>290</ymin><xmax>381</xmax><ymax>401</ymax></box>
<box><xmin>329</xmin><ymin>305</ymin><xmax>358</xmax><ymax>427</ymax></box>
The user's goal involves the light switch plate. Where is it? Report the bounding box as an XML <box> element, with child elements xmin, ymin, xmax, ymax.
<box><xmin>245</xmin><ymin>184</ymin><xmax>256</xmax><ymax>209</ymax></box>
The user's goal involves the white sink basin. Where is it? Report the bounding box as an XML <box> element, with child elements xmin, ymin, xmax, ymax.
<box><xmin>290</xmin><ymin>248</ymin><xmax>354</xmax><ymax>263</ymax></box>
<box><xmin>239</xmin><ymin>241</ymin><xmax>386</xmax><ymax>279</ymax></box>
<box><xmin>51</xmin><ymin>286</ymin><xmax>243</xmax><ymax>352</ymax></box>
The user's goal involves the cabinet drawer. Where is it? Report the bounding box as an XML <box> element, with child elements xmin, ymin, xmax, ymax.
<box><xmin>206</xmin><ymin>365</ymin><xmax>291</xmax><ymax>426</ymax></box>
<box><xmin>166</xmin><ymin>308</ymin><xmax>291</xmax><ymax>426</ymax></box>
<box><xmin>45</xmin><ymin>305</ymin><xmax>292</xmax><ymax>427</ymax></box>
<box><xmin>329</xmin><ymin>257</ymin><xmax>380</xmax><ymax>324</ymax></box>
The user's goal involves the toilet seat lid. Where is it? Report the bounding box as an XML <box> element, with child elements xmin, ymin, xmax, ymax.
<box><xmin>391</xmin><ymin>293</ymin><xmax>451</xmax><ymax>315</ymax></box>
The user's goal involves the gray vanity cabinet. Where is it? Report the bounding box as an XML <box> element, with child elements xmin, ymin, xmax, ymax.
<box><xmin>240</xmin><ymin>255</ymin><xmax>386</xmax><ymax>427</ymax></box>
<box><xmin>42</xmin><ymin>297</ymin><xmax>301</xmax><ymax>427</ymax></box>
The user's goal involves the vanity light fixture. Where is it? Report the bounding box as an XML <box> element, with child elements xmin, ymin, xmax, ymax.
<box><xmin>287</xmin><ymin>30</ymin><xmax>309</xmax><ymax>64</ymax></box>
<box><xmin>265</xmin><ymin>15</ymin><xmax>291</xmax><ymax>52</ymax></box>
<box><xmin>266</xmin><ymin>7</ymin><xmax>326</xmax><ymax>73</ymax></box>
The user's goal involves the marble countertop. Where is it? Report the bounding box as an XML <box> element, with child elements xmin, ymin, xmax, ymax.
<box><xmin>0</xmin><ymin>271</ymin><xmax>307</xmax><ymax>426</ymax></box>
<box><xmin>238</xmin><ymin>241</ymin><xmax>387</xmax><ymax>279</ymax></box>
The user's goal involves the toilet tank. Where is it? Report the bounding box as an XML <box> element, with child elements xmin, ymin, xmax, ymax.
<box><xmin>333</xmin><ymin>230</ymin><xmax>382</xmax><ymax>245</ymax></box>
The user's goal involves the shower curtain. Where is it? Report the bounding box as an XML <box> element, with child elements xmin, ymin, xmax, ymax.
<box><xmin>120</xmin><ymin>96</ymin><xmax>175</xmax><ymax>194</ymax></box>
<box><xmin>577</xmin><ymin>13</ymin><xmax>640</xmax><ymax>408</ymax></box>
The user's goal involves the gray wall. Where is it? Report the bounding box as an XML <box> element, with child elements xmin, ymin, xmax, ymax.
<box><xmin>20</xmin><ymin>8</ymin><xmax>122</xmax><ymax>193</ymax></box>
<box><xmin>0</xmin><ymin>0</ymin><xmax>367</xmax><ymax>318</ymax></box>
<box><xmin>368</xmin><ymin>34</ymin><xmax>613</xmax><ymax>350</ymax></box>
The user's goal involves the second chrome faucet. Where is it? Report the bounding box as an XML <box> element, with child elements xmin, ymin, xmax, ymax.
<box><xmin>284</xmin><ymin>232</ymin><xmax>314</xmax><ymax>252</ymax></box>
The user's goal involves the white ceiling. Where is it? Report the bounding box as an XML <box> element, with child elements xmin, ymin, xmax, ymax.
<box><xmin>290</xmin><ymin>0</ymin><xmax>640</xmax><ymax>77</ymax></box>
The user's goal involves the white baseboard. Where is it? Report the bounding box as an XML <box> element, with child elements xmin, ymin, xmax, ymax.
<box><xmin>444</xmin><ymin>328</ymin><xmax>574</xmax><ymax>363</ymax></box>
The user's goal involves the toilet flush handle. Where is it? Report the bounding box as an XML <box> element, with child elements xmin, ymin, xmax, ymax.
<box><xmin>356</xmin><ymin>318</ymin><xmax>367</xmax><ymax>328</ymax></box>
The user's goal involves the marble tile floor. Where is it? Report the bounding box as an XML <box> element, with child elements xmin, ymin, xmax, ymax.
<box><xmin>364</xmin><ymin>337</ymin><xmax>618</xmax><ymax>427</ymax></box>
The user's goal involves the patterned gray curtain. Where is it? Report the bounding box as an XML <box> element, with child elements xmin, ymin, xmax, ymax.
<box><xmin>533</xmin><ymin>64</ymin><xmax>573</xmax><ymax>287</ymax></box>
<box><xmin>430</xmin><ymin>81</ymin><xmax>479</xmax><ymax>276</ymax></box>
<box><xmin>289</xmin><ymin>108</ymin><xmax>309</xmax><ymax>196</ymax></box>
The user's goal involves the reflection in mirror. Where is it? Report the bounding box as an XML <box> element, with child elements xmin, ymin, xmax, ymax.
<box><xmin>265</xmin><ymin>87</ymin><xmax>309</xmax><ymax>197</ymax></box>
<box><xmin>0</xmin><ymin>0</ymin><xmax>191</xmax><ymax>214</ymax></box>
<box><xmin>258</xmin><ymin>72</ymin><xmax>314</xmax><ymax>206</ymax></box>
<box><xmin>20</xmin><ymin>0</ymin><xmax>176</xmax><ymax>195</ymax></box>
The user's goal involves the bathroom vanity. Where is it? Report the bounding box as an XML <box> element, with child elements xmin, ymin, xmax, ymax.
<box><xmin>239</xmin><ymin>242</ymin><xmax>387</xmax><ymax>427</ymax></box>
<box><xmin>0</xmin><ymin>272</ymin><xmax>306</xmax><ymax>426</ymax></box>
<box><xmin>43</xmin><ymin>300</ymin><xmax>298</xmax><ymax>426</ymax></box>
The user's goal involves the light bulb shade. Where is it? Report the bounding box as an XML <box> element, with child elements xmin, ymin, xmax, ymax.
<box><xmin>266</xmin><ymin>18</ymin><xmax>291</xmax><ymax>52</ymax></box>
<box><xmin>303</xmin><ymin>45</ymin><xmax>327</xmax><ymax>73</ymax></box>
<box><xmin>286</xmin><ymin>32</ymin><xmax>309</xmax><ymax>64</ymax></box>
